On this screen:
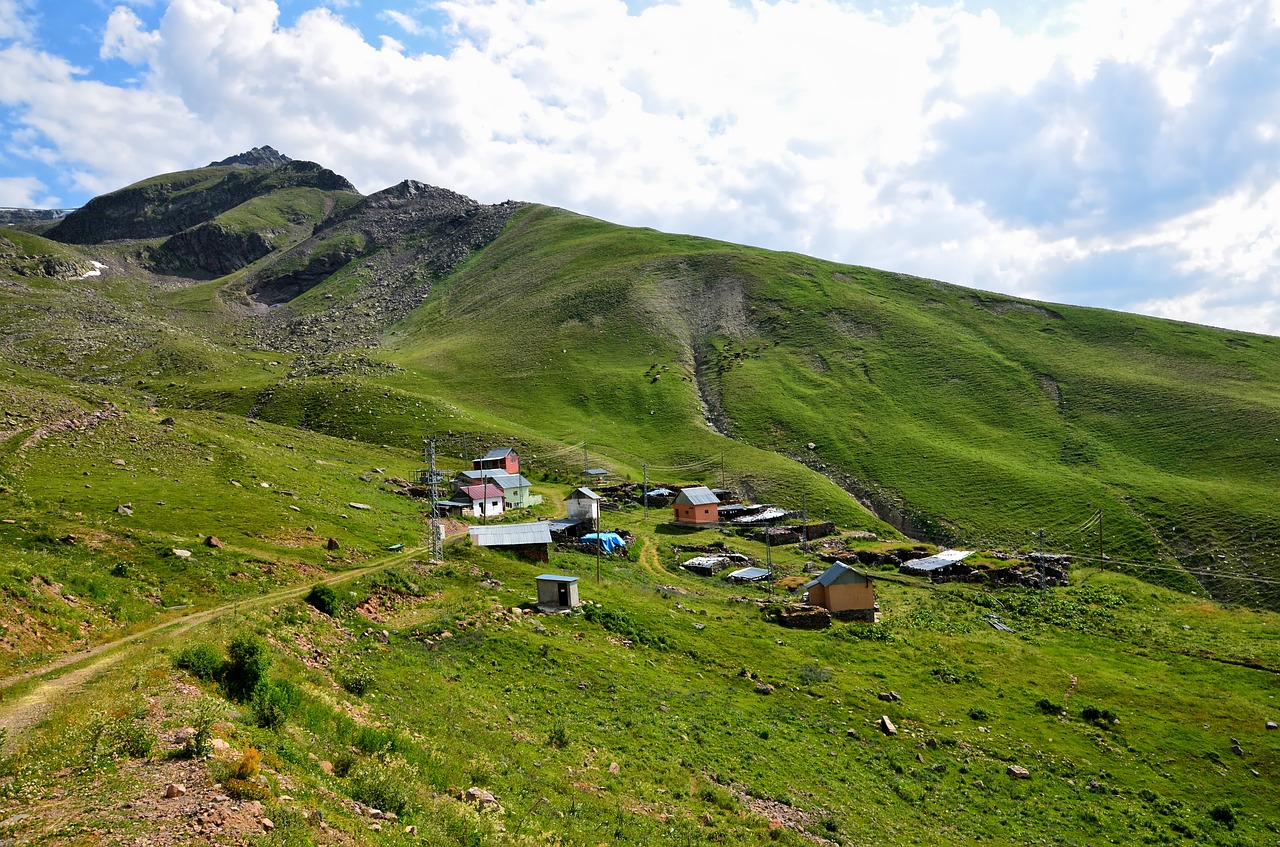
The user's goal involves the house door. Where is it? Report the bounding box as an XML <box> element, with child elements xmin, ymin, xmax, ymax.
<box><xmin>557</xmin><ymin>583</ymin><xmax>569</xmax><ymax>607</ymax></box>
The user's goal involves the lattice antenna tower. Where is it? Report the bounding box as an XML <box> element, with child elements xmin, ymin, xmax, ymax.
<box><xmin>424</xmin><ymin>439</ymin><xmax>445</xmax><ymax>563</ymax></box>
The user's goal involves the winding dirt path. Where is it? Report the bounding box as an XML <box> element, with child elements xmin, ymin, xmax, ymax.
<box><xmin>0</xmin><ymin>547</ymin><xmax>424</xmax><ymax>747</ymax></box>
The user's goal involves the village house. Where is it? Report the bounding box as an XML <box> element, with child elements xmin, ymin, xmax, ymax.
<box><xmin>454</xmin><ymin>470</ymin><xmax>542</xmax><ymax>509</ymax></box>
<box><xmin>473</xmin><ymin>447</ymin><xmax>520</xmax><ymax>475</ymax></box>
<box><xmin>566</xmin><ymin>487</ymin><xmax>601</xmax><ymax>523</ymax></box>
<box><xmin>457</xmin><ymin>482</ymin><xmax>505</xmax><ymax>518</ymax></box>
<box><xmin>804</xmin><ymin>562</ymin><xmax>878</xmax><ymax>621</ymax></box>
<box><xmin>673</xmin><ymin>486</ymin><xmax>720</xmax><ymax>527</ymax></box>
<box><xmin>469</xmin><ymin>521</ymin><xmax>553</xmax><ymax>562</ymax></box>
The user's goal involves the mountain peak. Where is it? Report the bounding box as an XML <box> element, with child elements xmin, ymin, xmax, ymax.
<box><xmin>210</xmin><ymin>146</ymin><xmax>292</xmax><ymax>168</ymax></box>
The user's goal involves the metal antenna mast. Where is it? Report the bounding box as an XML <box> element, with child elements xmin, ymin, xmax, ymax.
<box><xmin>425</xmin><ymin>439</ymin><xmax>444</xmax><ymax>563</ymax></box>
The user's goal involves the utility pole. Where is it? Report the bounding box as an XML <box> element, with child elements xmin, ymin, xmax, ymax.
<box><xmin>642</xmin><ymin>462</ymin><xmax>648</xmax><ymax>521</ymax></box>
<box><xmin>719</xmin><ymin>452</ymin><xmax>725</xmax><ymax>491</ymax></box>
<box><xmin>595</xmin><ymin>501</ymin><xmax>601</xmax><ymax>584</ymax></box>
<box><xmin>583</xmin><ymin>443</ymin><xmax>589</xmax><ymax>478</ymax></box>
<box><xmin>801</xmin><ymin>492</ymin><xmax>808</xmax><ymax>552</ymax></box>
<box><xmin>1098</xmin><ymin>510</ymin><xmax>1104</xmax><ymax>561</ymax></box>
<box><xmin>425</xmin><ymin>439</ymin><xmax>444</xmax><ymax>563</ymax></box>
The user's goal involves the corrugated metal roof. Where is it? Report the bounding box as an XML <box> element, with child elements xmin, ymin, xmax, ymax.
<box><xmin>481</xmin><ymin>447</ymin><xmax>516</xmax><ymax>460</ymax></box>
<box><xmin>536</xmin><ymin>573</ymin><xmax>578</xmax><ymax>583</ymax></box>
<box><xmin>675</xmin><ymin>486</ymin><xmax>720</xmax><ymax>506</ymax></box>
<box><xmin>728</xmin><ymin>566</ymin><xmax>772</xmax><ymax>581</ymax></box>
<box><xmin>568</xmin><ymin>487</ymin><xmax>600</xmax><ymax>500</ymax></box>
<box><xmin>470</xmin><ymin>521</ymin><xmax>552</xmax><ymax>547</ymax></box>
<box><xmin>548</xmin><ymin>519</ymin><xmax>581</xmax><ymax>532</ymax></box>
<box><xmin>732</xmin><ymin>506</ymin><xmax>789</xmax><ymax>524</ymax></box>
<box><xmin>457</xmin><ymin>470</ymin><xmax>531</xmax><ymax>489</ymax></box>
<box><xmin>584</xmin><ymin>468</ymin><xmax>608</xmax><ymax>476</ymax></box>
<box><xmin>804</xmin><ymin>562</ymin><xmax>870</xmax><ymax>589</ymax></box>
<box><xmin>902</xmin><ymin>550</ymin><xmax>975</xmax><ymax>572</ymax></box>
<box><xmin>461</xmin><ymin>483</ymin><xmax>505</xmax><ymax>501</ymax></box>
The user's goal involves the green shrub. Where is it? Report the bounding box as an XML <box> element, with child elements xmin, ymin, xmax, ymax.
<box><xmin>305</xmin><ymin>584</ymin><xmax>340</xmax><ymax>616</ymax></box>
<box><xmin>223</xmin><ymin>632</ymin><xmax>271</xmax><ymax>702</ymax></box>
<box><xmin>114</xmin><ymin>718</ymin><xmax>154</xmax><ymax>759</ymax></box>
<box><xmin>967</xmin><ymin>707</ymin><xmax>990</xmax><ymax>721</ymax></box>
<box><xmin>225</xmin><ymin>776</ymin><xmax>273</xmax><ymax>802</ymax></box>
<box><xmin>173</xmin><ymin>643</ymin><xmax>224</xmax><ymax>682</ymax></box>
<box><xmin>251</xmin><ymin>679</ymin><xmax>300</xmax><ymax>730</ymax></box>
<box><xmin>1209</xmin><ymin>803</ymin><xmax>1236</xmax><ymax>829</ymax></box>
<box><xmin>178</xmin><ymin>702</ymin><xmax>218</xmax><ymax>759</ymax></box>
<box><xmin>338</xmin><ymin>664</ymin><xmax>375</xmax><ymax>697</ymax></box>
<box><xmin>1035</xmin><ymin>697</ymin><xmax>1066</xmax><ymax>717</ymax></box>
<box><xmin>348</xmin><ymin>753</ymin><xmax>419</xmax><ymax>816</ymax></box>
<box><xmin>1081</xmin><ymin>705</ymin><xmax>1118</xmax><ymax>728</ymax></box>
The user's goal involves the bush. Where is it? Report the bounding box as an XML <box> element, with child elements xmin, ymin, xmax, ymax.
<box><xmin>1035</xmin><ymin>697</ymin><xmax>1066</xmax><ymax>717</ymax></box>
<box><xmin>967</xmin><ymin>707</ymin><xmax>990</xmax><ymax>721</ymax></box>
<box><xmin>223</xmin><ymin>633</ymin><xmax>271</xmax><ymax>702</ymax></box>
<box><xmin>339</xmin><ymin>665</ymin><xmax>375</xmax><ymax>697</ymax></box>
<box><xmin>225</xmin><ymin>777</ymin><xmax>272</xmax><ymax>802</ymax></box>
<box><xmin>1081</xmin><ymin>705</ymin><xmax>1118</xmax><ymax>728</ymax></box>
<box><xmin>305</xmin><ymin>584</ymin><xmax>341</xmax><ymax>616</ymax></box>
<box><xmin>178</xmin><ymin>701</ymin><xmax>218</xmax><ymax>759</ymax></box>
<box><xmin>251</xmin><ymin>679</ymin><xmax>300</xmax><ymax>730</ymax></box>
<box><xmin>173</xmin><ymin>643</ymin><xmax>224</xmax><ymax>682</ymax></box>
<box><xmin>1209</xmin><ymin>803</ymin><xmax>1236</xmax><ymax>829</ymax></box>
<box><xmin>348</xmin><ymin>753</ymin><xmax>419</xmax><ymax>816</ymax></box>
<box><xmin>114</xmin><ymin>718</ymin><xmax>154</xmax><ymax>759</ymax></box>
<box><xmin>232</xmin><ymin>747</ymin><xmax>262</xmax><ymax>781</ymax></box>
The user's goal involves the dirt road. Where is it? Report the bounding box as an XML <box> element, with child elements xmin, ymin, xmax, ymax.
<box><xmin>0</xmin><ymin>546</ymin><xmax>423</xmax><ymax>747</ymax></box>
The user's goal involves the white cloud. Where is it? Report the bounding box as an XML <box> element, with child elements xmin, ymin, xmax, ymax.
<box><xmin>0</xmin><ymin>175</ymin><xmax>54</xmax><ymax>207</ymax></box>
<box><xmin>0</xmin><ymin>0</ymin><xmax>35</xmax><ymax>42</ymax></box>
<box><xmin>101</xmin><ymin>6</ymin><xmax>161</xmax><ymax>63</ymax></box>
<box><xmin>2</xmin><ymin>0</ymin><xmax>1280</xmax><ymax>332</ymax></box>
<box><xmin>380</xmin><ymin>9</ymin><xmax>425</xmax><ymax>35</ymax></box>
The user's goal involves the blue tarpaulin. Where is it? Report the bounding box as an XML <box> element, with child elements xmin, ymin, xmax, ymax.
<box><xmin>582</xmin><ymin>532</ymin><xmax>627</xmax><ymax>553</ymax></box>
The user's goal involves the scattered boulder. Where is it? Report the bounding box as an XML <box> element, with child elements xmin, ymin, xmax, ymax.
<box><xmin>319</xmin><ymin>761</ymin><xmax>334</xmax><ymax>775</ymax></box>
<box><xmin>878</xmin><ymin>716</ymin><xmax>897</xmax><ymax>736</ymax></box>
<box><xmin>116</xmin><ymin>503</ymin><xmax>133</xmax><ymax>516</ymax></box>
<box><xmin>608</xmin><ymin>762</ymin><xmax>620</xmax><ymax>774</ymax></box>
<box><xmin>60</xmin><ymin>534</ymin><xmax>78</xmax><ymax>545</ymax></box>
<box><xmin>463</xmin><ymin>787</ymin><xmax>503</xmax><ymax>813</ymax></box>
<box><xmin>1007</xmin><ymin>765</ymin><xmax>1030</xmax><ymax>779</ymax></box>
<box><xmin>261</xmin><ymin>818</ymin><xmax>274</xmax><ymax>832</ymax></box>
<box><xmin>326</xmin><ymin>537</ymin><xmax>340</xmax><ymax>551</ymax></box>
<box><xmin>206</xmin><ymin>535</ymin><xmax>224</xmax><ymax>548</ymax></box>
<box><xmin>1231</xmin><ymin>744</ymin><xmax>1244</xmax><ymax>757</ymax></box>
<box><xmin>755</xmin><ymin>683</ymin><xmax>775</xmax><ymax>695</ymax></box>
<box><xmin>165</xmin><ymin>783</ymin><xmax>187</xmax><ymax>798</ymax></box>
<box><xmin>846</xmin><ymin>728</ymin><xmax>858</xmax><ymax>738</ymax></box>
<box><xmin>172</xmin><ymin>548</ymin><xmax>192</xmax><ymax>558</ymax></box>
<box><xmin>1267</xmin><ymin>721</ymin><xmax>1277</xmax><ymax>731</ymax></box>
<box><xmin>348</xmin><ymin>502</ymin><xmax>372</xmax><ymax>511</ymax></box>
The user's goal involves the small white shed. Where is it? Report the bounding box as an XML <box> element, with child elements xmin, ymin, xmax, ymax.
<box><xmin>535</xmin><ymin>574</ymin><xmax>581</xmax><ymax>612</ymax></box>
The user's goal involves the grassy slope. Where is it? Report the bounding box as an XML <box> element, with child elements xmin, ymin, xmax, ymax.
<box><xmin>383</xmin><ymin>206</ymin><xmax>1280</xmax><ymax>601</ymax></box>
<box><xmin>3</xmin><ymin>523</ymin><xmax>1277</xmax><ymax>846</ymax></box>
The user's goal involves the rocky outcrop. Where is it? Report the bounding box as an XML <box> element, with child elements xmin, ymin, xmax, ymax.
<box><xmin>210</xmin><ymin>146</ymin><xmax>292</xmax><ymax>168</ymax></box>
<box><xmin>48</xmin><ymin>158</ymin><xmax>357</xmax><ymax>245</ymax></box>
<box><xmin>245</xmin><ymin>181</ymin><xmax>524</xmax><ymax>351</ymax></box>
<box><xmin>152</xmin><ymin>222</ymin><xmax>278</xmax><ymax>276</ymax></box>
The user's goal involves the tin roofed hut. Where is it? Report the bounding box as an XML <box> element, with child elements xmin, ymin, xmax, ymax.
<box><xmin>535</xmin><ymin>574</ymin><xmax>580</xmax><ymax>612</ymax></box>
<box><xmin>566</xmin><ymin>487</ymin><xmax>601</xmax><ymax>524</ymax></box>
<box><xmin>804</xmin><ymin>562</ymin><xmax>878</xmax><ymax>622</ymax></box>
<box><xmin>469</xmin><ymin>521</ymin><xmax>553</xmax><ymax>562</ymax></box>
<box><xmin>673</xmin><ymin>486</ymin><xmax>720</xmax><ymax>527</ymax></box>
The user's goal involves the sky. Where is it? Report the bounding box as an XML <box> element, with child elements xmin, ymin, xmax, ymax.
<box><xmin>2</xmin><ymin>1</ymin><xmax>1280</xmax><ymax>334</ymax></box>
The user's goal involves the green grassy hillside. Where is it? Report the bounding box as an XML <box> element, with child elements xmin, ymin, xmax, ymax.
<box><xmin>383</xmin><ymin>206</ymin><xmax>1280</xmax><ymax>604</ymax></box>
<box><xmin>2</xmin><ymin>159</ymin><xmax>1280</xmax><ymax>846</ymax></box>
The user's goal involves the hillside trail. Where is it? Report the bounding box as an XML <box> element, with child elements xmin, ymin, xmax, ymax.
<box><xmin>0</xmin><ymin>546</ymin><xmax>425</xmax><ymax>749</ymax></box>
